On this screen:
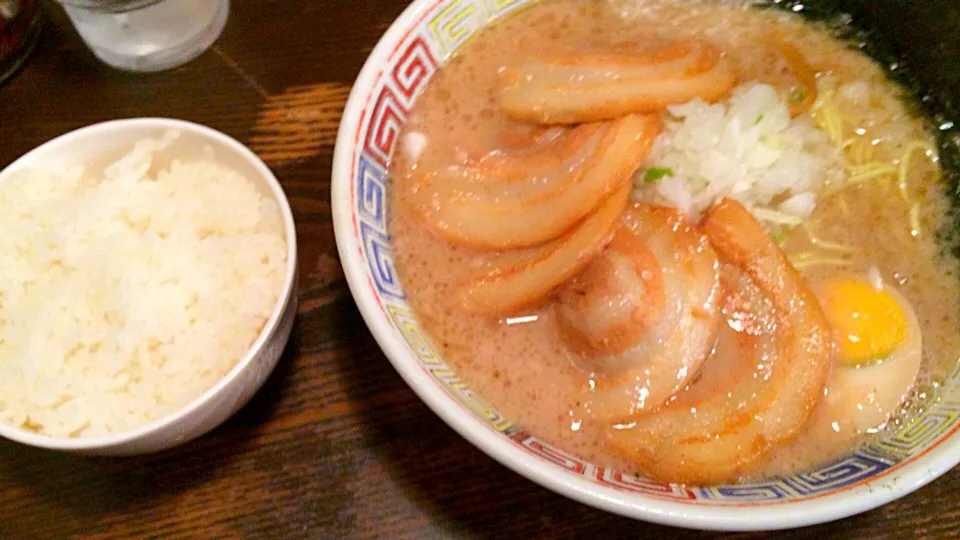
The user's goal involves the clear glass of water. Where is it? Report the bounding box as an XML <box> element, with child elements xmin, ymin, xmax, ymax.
<box><xmin>57</xmin><ymin>0</ymin><xmax>229</xmax><ymax>72</ymax></box>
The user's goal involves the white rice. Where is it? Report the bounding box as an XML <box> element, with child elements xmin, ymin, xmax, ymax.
<box><xmin>635</xmin><ymin>83</ymin><xmax>842</xmax><ymax>222</ymax></box>
<box><xmin>0</xmin><ymin>132</ymin><xmax>287</xmax><ymax>438</ymax></box>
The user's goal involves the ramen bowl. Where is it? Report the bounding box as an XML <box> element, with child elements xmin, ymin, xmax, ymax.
<box><xmin>331</xmin><ymin>0</ymin><xmax>960</xmax><ymax>530</ymax></box>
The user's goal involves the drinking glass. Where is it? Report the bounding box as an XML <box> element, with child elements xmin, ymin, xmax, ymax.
<box><xmin>57</xmin><ymin>0</ymin><xmax>229</xmax><ymax>72</ymax></box>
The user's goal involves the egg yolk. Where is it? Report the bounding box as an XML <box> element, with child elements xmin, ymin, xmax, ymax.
<box><xmin>821</xmin><ymin>280</ymin><xmax>907</xmax><ymax>366</ymax></box>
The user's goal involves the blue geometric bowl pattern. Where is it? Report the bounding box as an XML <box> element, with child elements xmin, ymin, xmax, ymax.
<box><xmin>345</xmin><ymin>0</ymin><xmax>960</xmax><ymax>504</ymax></box>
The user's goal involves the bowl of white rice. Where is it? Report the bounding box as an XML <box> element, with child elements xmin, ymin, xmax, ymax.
<box><xmin>0</xmin><ymin>118</ymin><xmax>298</xmax><ymax>455</ymax></box>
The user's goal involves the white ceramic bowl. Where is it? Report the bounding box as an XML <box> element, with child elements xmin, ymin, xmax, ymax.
<box><xmin>0</xmin><ymin>118</ymin><xmax>298</xmax><ymax>456</ymax></box>
<box><xmin>331</xmin><ymin>0</ymin><xmax>960</xmax><ymax>532</ymax></box>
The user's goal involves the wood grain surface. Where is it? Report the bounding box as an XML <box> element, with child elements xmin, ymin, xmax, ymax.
<box><xmin>0</xmin><ymin>2</ymin><xmax>957</xmax><ymax>538</ymax></box>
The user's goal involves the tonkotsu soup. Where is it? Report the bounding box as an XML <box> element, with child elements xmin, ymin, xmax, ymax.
<box><xmin>388</xmin><ymin>0</ymin><xmax>960</xmax><ymax>484</ymax></box>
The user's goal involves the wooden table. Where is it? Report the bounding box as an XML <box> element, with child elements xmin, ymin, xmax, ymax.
<box><xmin>0</xmin><ymin>2</ymin><xmax>957</xmax><ymax>538</ymax></box>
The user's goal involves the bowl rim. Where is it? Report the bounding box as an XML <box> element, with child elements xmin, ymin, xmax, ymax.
<box><xmin>0</xmin><ymin>117</ymin><xmax>299</xmax><ymax>451</ymax></box>
<box><xmin>331</xmin><ymin>0</ymin><xmax>960</xmax><ymax>531</ymax></box>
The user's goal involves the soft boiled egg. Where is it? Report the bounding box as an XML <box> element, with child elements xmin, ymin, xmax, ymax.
<box><xmin>810</xmin><ymin>273</ymin><xmax>923</xmax><ymax>436</ymax></box>
<box><xmin>820</xmin><ymin>277</ymin><xmax>909</xmax><ymax>367</ymax></box>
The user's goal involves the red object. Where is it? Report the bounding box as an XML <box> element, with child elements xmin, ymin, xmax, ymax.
<box><xmin>0</xmin><ymin>0</ymin><xmax>41</xmax><ymax>84</ymax></box>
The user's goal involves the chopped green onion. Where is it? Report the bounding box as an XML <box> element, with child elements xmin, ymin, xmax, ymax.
<box><xmin>644</xmin><ymin>167</ymin><xmax>674</xmax><ymax>183</ymax></box>
<box><xmin>755</xmin><ymin>113</ymin><xmax>764</xmax><ymax>125</ymax></box>
<box><xmin>773</xmin><ymin>232</ymin><xmax>787</xmax><ymax>244</ymax></box>
<box><xmin>789</xmin><ymin>88</ymin><xmax>807</xmax><ymax>105</ymax></box>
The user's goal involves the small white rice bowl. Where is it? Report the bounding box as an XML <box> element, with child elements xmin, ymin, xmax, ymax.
<box><xmin>0</xmin><ymin>119</ymin><xmax>297</xmax><ymax>455</ymax></box>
